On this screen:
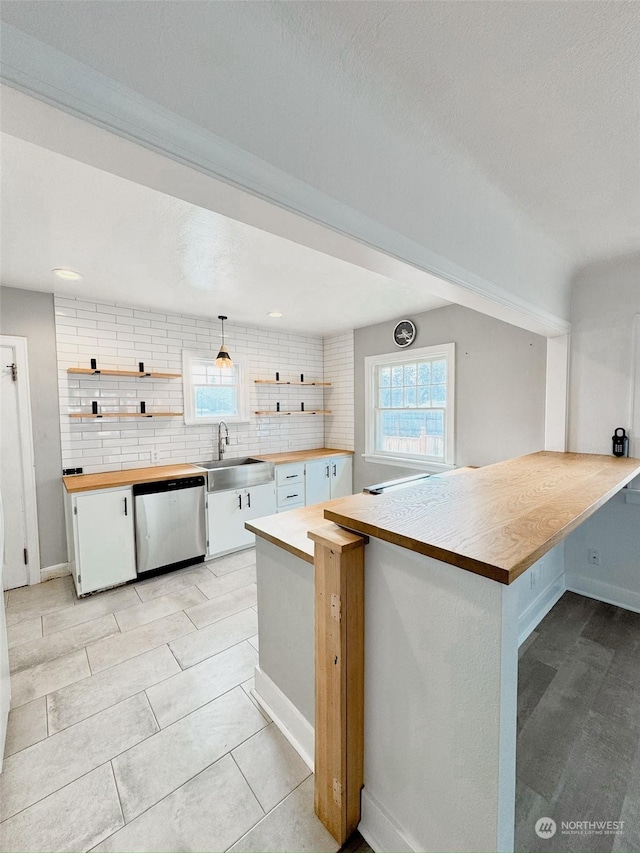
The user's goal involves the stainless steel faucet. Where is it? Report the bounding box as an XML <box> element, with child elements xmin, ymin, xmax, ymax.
<box><xmin>217</xmin><ymin>421</ymin><xmax>229</xmax><ymax>459</ymax></box>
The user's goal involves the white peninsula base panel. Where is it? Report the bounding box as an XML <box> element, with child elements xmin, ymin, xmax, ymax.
<box><xmin>253</xmin><ymin>533</ymin><xmax>569</xmax><ymax>853</ymax></box>
<box><xmin>357</xmin><ymin>538</ymin><xmax>518</xmax><ymax>853</ymax></box>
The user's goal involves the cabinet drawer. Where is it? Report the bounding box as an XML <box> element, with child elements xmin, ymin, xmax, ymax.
<box><xmin>276</xmin><ymin>463</ymin><xmax>305</xmax><ymax>487</ymax></box>
<box><xmin>277</xmin><ymin>484</ymin><xmax>305</xmax><ymax>509</ymax></box>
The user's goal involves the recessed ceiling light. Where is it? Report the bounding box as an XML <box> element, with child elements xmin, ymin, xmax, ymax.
<box><xmin>267</xmin><ymin>311</ymin><xmax>283</xmax><ymax>318</ymax></box>
<box><xmin>52</xmin><ymin>268</ymin><xmax>83</xmax><ymax>281</ymax></box>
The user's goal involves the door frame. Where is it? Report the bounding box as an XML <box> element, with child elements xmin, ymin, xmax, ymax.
<box><xmin>1</xmin><ymin>335</ymin><xmax>41</xmax><ymax>586</ymax></box>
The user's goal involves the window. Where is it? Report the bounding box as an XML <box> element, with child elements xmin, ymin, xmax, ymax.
<box><xmin>364</xmin><ymin>343</ymin><xmax>455</xmax><ymax>470</ymax></box>
<box><xmin>182</xmin><ymin>350</ymin><xmax>249</xmax><ymax>425</ymax></box>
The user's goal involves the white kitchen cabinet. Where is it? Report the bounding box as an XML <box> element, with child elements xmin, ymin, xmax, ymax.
<box><xmin>66</xmin><ymin>486</ymin><xmax>136</xmax><ymax>596</ymax></box>
<box><xmin>305</xmin><ymin>458</ymin><xmax>332</xmax><ymax>505</ymax></box>
<box><xmin>304</xmin><ymin>455</ymin><xmax>353</xmax><ymax>505</ymax></box>
<box><xmin>207</xmin><ymin>482</ymin><xmax>276</xmax><ymax>558</ymax></box>
<box><xmin>275</xmin><ymin>463</ymin><xmax>306</xmax><ymax>512</ymax></box>
<box><xmin>330</xmin><ymin>455</ymin><xmax>353</xmax><ymax>499</ymax></box>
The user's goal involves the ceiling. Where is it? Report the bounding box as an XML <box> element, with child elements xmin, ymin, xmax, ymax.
<box><xmin>1</xmin><ymin>1</ymin><xmax>638</xmax><ymax>270</ymax></box>
<box><xmin>0</xmin><ymin>134</ymin><xmax>449</xmax><ymax>334</ymax></box>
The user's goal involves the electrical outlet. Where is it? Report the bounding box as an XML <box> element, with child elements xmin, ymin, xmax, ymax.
<box><xmin>150</xmin><ymin>447</ymin><xmax>160</xmax><ymax>465</ymax></box>
<box><xmin>588</xmin><ymin>548</ymin><xmax>601</xmax><ymax>566</ymax></box>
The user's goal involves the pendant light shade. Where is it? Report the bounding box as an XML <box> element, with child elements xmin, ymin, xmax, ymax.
<box><xmin>215</xmin><ymin>315</ymin><xmax>233</xmax><ymax>367</ymax></box>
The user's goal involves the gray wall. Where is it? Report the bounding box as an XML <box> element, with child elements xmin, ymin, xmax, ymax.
<box><xmin>257</xmin><ymin>539</ymin><xmax>314</xmax><ymax>725</ymax></box>
<box><xmin>354</xmin><ymin>304</ymin><xmax>547</xmax><ymax>491</ymax></box>
<box><xmin>1</xmin><ymin>287</ymin><xmax>66</xmax><ymax>568</ymax></box>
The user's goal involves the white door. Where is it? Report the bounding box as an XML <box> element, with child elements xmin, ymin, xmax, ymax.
<box><xmin>305</xmin><ymin>459</ymin><xmax>331</xmax><ymax>506</ymax></box>
<box><xmin>207</xmin><ymin>489</ymin><xmax>247</xmax><ymax>557</ymax></box>
<box><xmin>0</xmin><ymin>488</ymin><xmax>11</xmax><ymax>769</ymax></box>
<box><xmin>244</xmin><ymin>484</ymin><xmax>276</xmax><ymax>525</ymax></box>
<box><xmin>1</xmin><ymin>342</ymin><xmax>34</xmax><ymax>589</ymax></box>
<box><xmin>75</xmin><ymin>488</ymin><xmax>136</xmax><ymax>594</ymax></box>
<box><xmin>330</xmin><ymin>456</ymin><xmax>353</xmax><ymax>499</ymax></box>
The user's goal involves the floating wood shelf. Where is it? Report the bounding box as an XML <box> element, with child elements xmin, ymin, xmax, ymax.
<box><xmin>69</xmin><ymin>412</ymin><xmax>183</xmax><ymax>419</ymax></box>
<box><xmin>255</xmin><ymin>379</ymin><xmax>331</xmax><ymax>386</ymax></box>
<box><xmin>67</xmin><ymin>368</ymin><xmax>181</xmax><ymax>379</ymax></box>
<box><xmin>255</xmin><ymin>410</ymin><xmax>331</xmax><ymax>416</ymax></box>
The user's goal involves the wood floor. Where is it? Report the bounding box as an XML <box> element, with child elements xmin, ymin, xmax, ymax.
<box><xmin>516</xmin><ymin>591</ymin><xmax>640</xmax><ymax>853</ymax></box>
<box><xmin>340</xmin><ymin>831</ymin><xmax>374</xmax><ymax>853</ymax></box>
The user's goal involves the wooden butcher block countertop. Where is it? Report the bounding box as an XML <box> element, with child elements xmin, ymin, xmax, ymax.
<box><xmin>246</xmin><ymin>467</ymin><xmax>476</xmax><ymax>565</ymax></box>
<box><xmin>324</xmin><ymin>452</ymin><xmax>640</xmax><ymax>585</ymax></box>
<box><xmin>63</xmin><ymin>464</ymin><xmax>205</xmax><ymax>493</ymax></box>
<box><xmin>251</xmin><ymin>448</ymin><xmax>354</xmax><ymax>464</ymax></box>
<box><xmin>246</xmin><ymin>497</ymin><xmax>356</xmax><ymax>564</ymax></box>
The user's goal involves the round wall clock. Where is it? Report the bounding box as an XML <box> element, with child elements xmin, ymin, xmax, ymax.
<box><xmin>393</xmin><ymin>319</ymin><xmax>416</xmax><ymax>348</ymax></box>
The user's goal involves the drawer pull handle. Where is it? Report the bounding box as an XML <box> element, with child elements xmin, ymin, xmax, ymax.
<box><xmin>247</xmin><ymin>491</ymin><xmax>251</xmax><ymax>508</ymax></box>
<box><xmin>238</xmin><ymin>494</ymin><xmax>243</xmax><ymax>510</ymax></box>
<box><xmin>333</xmin><ymin>464</ymin><xmax>337</xmax><ymax>477</ymax></box>
<box><xmin>286</xmin><ymin>494</ymin><xmax>299</xmax><ymax>499</ymax></box>
<box><xmin>124</xmin><ymin>497</ymin><xmax>128</xmax><ymax>516</ymax></box>
<box><xmin>285</xmin><ymin>474</ymin><xmax>297</xmax><ymax>479</ymax></box>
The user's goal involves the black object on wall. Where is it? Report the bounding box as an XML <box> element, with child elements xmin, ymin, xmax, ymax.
<box><xmin>612</xmin><ymin>427</ymin><xmax>629</xmax><ymax>457</ymax></box>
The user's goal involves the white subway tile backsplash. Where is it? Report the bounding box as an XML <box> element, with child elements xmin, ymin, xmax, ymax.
<box><xmin>56</xmin><ymin>297</ymin><xmax>353</xmax><ymax>473</ymax></box>
<box><xmin>323</xmin><ymin>330</ymin><xmax>354</xmax><ymax>451</ymax></box>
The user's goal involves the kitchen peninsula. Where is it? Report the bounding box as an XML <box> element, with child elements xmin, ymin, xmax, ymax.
<box><xmin>247</xmin><ymin>451</ymin><xmax>640</xmax><ymax>853</ymax></box>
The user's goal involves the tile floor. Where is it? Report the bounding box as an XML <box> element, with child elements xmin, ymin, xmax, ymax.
<box><xmin>0</xmin><ymin>549</ymin><xmax>342</xmax><ymax>853</ymax></box>
<box><xmin>516</xmin><ymin>592</ymin><xmax>640</xmax><ymax>853</ymax></box>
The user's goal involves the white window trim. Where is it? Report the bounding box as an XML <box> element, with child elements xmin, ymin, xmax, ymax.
<box><xmin>364</xmin><ymin>343</ymin><xmax>456</xmax><ymax>471</ymax></box>
<box><xmin>182</xmin><ymin>349</ymin><xmax>250</xmax><ymax>426</ymax></box>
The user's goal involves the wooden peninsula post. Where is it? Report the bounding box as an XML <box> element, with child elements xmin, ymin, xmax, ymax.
<box><xmin>309</xmin><ymin>525</ymin><xmax>368</xmax><ymax>845</ymax></box>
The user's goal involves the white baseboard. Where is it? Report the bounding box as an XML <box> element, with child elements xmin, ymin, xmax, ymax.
<box><xmin>40</xmin><ymin>563</ymin><xmax>70</xmax><ymax>583</ymax></box>
<box><xmin>566</xmin><ymin>577</ymin><xmax>640</xmax><ymax>614</ymax></box>
<box><xmin>518</xmin><ymin>575</ymin><xmax>565</xmax><ymax>646</ymax></box>
<box><xmin>359</xmin><ymin>789</ymin><xmax>417</xmax><ymax>853</ymax></box>
<box><xmin>253</xmin><ymin>666</ymin><xmax>314</xmax><ymax>771</ymax></box>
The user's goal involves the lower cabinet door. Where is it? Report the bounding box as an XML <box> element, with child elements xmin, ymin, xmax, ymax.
<box><xmin>244</xmin><ymin>483</ymin><xmax>276</xmax><ymax>525</ymax></box>
<box><xmin>208</xmin><ymin>484</ymin><xmax>277</xmax><ymax>557</ymax></box>
<box><xmin>330</xmin><ymin>456</ymin><xmax>353</xmax><ymax>499</ymax></box>
<box><xmin>75</xmin><ymin>487</ymin><xmax>136</xmax><ymax>594</ymax></box>
<box><xmin>305</xmin><ymin>459</ymin><xmax>331</xmax><ymax>506</ymax></box>
<box><xmin>206</xmin><ymin>489</ymin><xmax>247</xmax><ymax>557</ymax></box>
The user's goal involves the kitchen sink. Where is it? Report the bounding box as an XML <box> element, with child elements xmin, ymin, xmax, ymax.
<box><xmin>192</xmin><ymin>457</ymin><xmax>275</xmax><ymax>492</ymax></box>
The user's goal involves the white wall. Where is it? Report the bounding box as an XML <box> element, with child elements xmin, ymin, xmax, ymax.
<box><xmin>569</xmin><ymin>254</ymin><xmax>640</xmax><ymax>456</ymax></box>
<box><xmin>323</xmin><ymin>330</ymin><xmax>354</xmax><ymax>451</ymax></box>
<box><xmin>566</xmin><ymin>492</ymin><xmax>640</xmax><ymax>613</ymax></box>
<box><xmin>566</xmin><ymin>254</ymin><xmax>640</xmax><ymax>609</ymax></box>
<box><xmin>56</xmin><ymin>297</ymin><xmax>326</xmax><ymax>473</ymax></box>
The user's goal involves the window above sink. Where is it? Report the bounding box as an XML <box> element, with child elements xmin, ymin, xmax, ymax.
<box><xmin>182</xmin><ymin>349</ymin><xmax>249</xmax><ymax>425</ymax></box>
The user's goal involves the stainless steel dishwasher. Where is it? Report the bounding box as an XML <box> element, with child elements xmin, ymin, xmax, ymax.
<box><xmin>133</xmin><ymin>476</ymin><xmax>206</xmax><ymax>575</ymax></box>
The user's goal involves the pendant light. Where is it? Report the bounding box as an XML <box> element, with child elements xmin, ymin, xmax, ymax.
<box><xmin>215</xmin><ymin>315</ymin><xmax>233</xmax><ymax>367</ymax></box>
